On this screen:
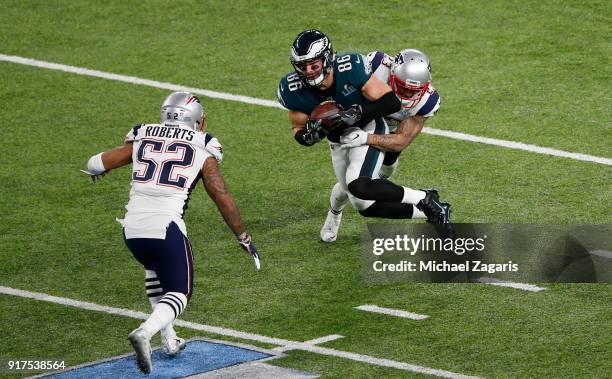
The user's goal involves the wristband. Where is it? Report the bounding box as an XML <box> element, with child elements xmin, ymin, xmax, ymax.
<box><xmin>87</xmin><ymin>153</ymin><xmax>106</xmax><ymax>175</ymax></box>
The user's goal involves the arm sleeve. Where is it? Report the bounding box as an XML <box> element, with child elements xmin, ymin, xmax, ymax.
<box><xmin>361</xmin><ymin>91</ymin><xmax>401</xmax><ymax>120</ymax></box>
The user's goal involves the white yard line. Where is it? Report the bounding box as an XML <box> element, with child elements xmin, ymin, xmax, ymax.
<box><xmin>1</xmin><ymin>53</ymin><xmax>610</xmax><ymax>167</ymax></box>
<box><xmin>422</xmin><ymin>127</ymin><xmax>612</xmax><ymax>166</ymax></box>
<box><xmin>589</xmin><ymin>250</ymin><xmax>612</xmax><ymax>259</ymax></box>
<box><xmin>0</xmin><ymin>286</ymin><xmax>480</xmax><ymax>379</ymax></box>
<box><xmin>303</xmin><ymin>334</ymin><xmax>345</xmax><ymax>345</ymax></box>
<box><xmin>356</xmin><ymin>304</ymin><xmax>429</xmax><ymax>320</ymax></box>
<box><xmin>476</xmin><ymin>277</ymin><xmax>547</xmax><ymax>292</ymax></box>
<box><xmin>273</xmin><ymin>334</ymin><xmax>344</xmax><ymax>352</ymax></box>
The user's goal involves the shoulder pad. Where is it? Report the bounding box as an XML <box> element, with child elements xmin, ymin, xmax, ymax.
<box><xmin>204</xmin><ymin>133</ymin><xmax>223</xmax><ymax>163</ymax></box>
<box><xmin>416</xmin><ymin>89</ymin><xmax>440</xmax><ymax>117</ymax></box>
<box><xmin>125</xmin><ymin>123</ymin><xmax>144</xmax><ymax>142</ymax></box>
<box><xmin>366</xmin><ymin>51</ymin><xmax>392</xmax><ymax>73</ymax></box>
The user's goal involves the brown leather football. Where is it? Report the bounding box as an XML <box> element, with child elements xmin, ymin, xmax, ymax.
<box><xmin>309</xmin><ymin>101</ymin><xmax>342</xmax><ymax>130</ymax></box>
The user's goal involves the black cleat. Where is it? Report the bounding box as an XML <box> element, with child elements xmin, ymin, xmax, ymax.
<box><xmin>417</xmin><ymin>189</ymin><xmax>452</xmax><ymax>224</ymax></box>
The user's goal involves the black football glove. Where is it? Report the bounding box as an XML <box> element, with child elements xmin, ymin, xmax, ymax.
<box><xmin>238</xmin><ymin>233</ymin><xmax>261</xmax><ymax>270</ymax></box>
<box><xmin>306</xmin><ymin>118</ymin><xmax>329</xmax><ymax>135</ymax></box>
<box><xmin>302</xmin><ymin>119</ymin><xmax>328</xmax><ymax>145</ymax></box>
<box><xmin>338</xmin><ymin>104</ymin><xmax>362</xmax><ymax>126</ymax></box>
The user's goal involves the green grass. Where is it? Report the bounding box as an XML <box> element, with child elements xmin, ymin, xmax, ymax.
<box><xmin>1</xmin><ymin>1</ymin><xmax>611</xmax><ymax>378</ymax></box>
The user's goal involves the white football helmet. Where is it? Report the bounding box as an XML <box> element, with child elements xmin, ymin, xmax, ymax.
<box><xmin>390</xmin><ymin>49</ymin><xmax>432</xmax><ymax>109</ymax></box>
<box><xmin>160</xmin><ymin>91</ymin><xmax>206</xmax><ymax>130</ymax></box>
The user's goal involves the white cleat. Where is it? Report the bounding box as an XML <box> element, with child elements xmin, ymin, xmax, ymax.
<box><xmin>162</xmin><ymin>336</ymin><xmax>186</xmax><ymax>357</ymax></box>
<box><xmin>128</xmin><ymin>328</ymin><xmax>152</xmax><ymax>374</ymax></box>
<box><xmin>320</xmin><ymin>210</ymin><xmax>343</xmax><ymax>243</ymax></box>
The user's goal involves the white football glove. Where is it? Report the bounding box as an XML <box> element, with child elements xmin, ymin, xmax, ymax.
<box><xmin>237</xmin><ymin>233</ymin><xmax>261</xmax><ymax>270</ymax></box>
<box><xmin>340</xmin><ymin>129</ymin><xmax>369</xmax><ymax>149</ymax></box>
<box><xmin>79</xmin><ymin>169</ymin><xmax>105</xmax><ymax>183</ymax></box>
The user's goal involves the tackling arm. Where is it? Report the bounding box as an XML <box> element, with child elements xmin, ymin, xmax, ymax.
<box><xmin>367</xmin><ymin>116</ymin><xmax>427</xmax><ymax>152</ymax></box>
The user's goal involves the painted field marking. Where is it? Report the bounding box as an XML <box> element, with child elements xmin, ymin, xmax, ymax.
<box><xmin>273</xmin><ymin>334</ymin><xmax>345</xmax><ymax>353</ymax></box>
<box><xmin>0</xmin><ymin>286</ymin><xmax>480</xmax><ymax>379</ymax></box>
<box><xmin>356</xmin><ymin>304</ymin><xmax>429</xmax><ymax>320</ymax></box>
<box><xmin>476</xmin><ymin>277</ymin><xmax>547</xmax><ymax>292</ymax></box>
<box><xmin>1</xmin><ymin>53</ymin><xmax>610</xmax><ymax>167</ymax></box>
<box><xmin>589</xmin><ymin>250</ymin><xmax>612</xmax><ymax>259</ymax></box>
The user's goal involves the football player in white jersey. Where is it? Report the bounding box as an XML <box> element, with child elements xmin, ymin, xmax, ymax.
<box><xmin>82</xmin><ymin>91</ymin><xmax>260</xmax><ymax>374</ymax></box>
<box><xmin>320</xmin><ymin>49</ymin><xmax>451</xmax><ymax>242</ymax></box>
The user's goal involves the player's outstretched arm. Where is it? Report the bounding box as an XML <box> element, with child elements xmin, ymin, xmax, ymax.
<box><xmin>81</xmin><ymin>143</ymin><xmax>133</xmax><ymax>182</ymax></box>
<box><xmin>369</xmin><ymin>116</ymin><xmax>426</xmax><ymax>152</ymax></box>
<box><xmin>201</xmin><ymin>157</ymin><xmax>260</xmax><ymax>269</ymax></box>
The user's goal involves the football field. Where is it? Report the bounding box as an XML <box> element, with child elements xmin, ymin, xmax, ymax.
<box><xmin>1</xmin><ymin>1</ymin><xmax>610</xmax><ymax>378</ymax></box>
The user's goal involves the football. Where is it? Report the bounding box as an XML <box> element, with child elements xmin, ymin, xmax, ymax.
<box><xmin>310</xmin><ymin>101</ymin><xmax>342</xmax><ymax>130</ymax></box>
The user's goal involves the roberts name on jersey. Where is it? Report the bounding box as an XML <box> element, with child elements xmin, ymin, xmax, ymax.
<box><xmin>122</xmin><ymin>123</ymin><xmax>222</xmax><ymax>239</ymax></box>
<box><xmin>142</xmin><ymin>124</ymin><xmax>196</xmax><ymax>141</ymax></box>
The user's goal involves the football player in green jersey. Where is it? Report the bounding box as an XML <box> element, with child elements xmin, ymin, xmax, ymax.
<box><xmin>277</xmin><ymin>30</ymin><xmax>450</xmax><ymax>242</ymax></box>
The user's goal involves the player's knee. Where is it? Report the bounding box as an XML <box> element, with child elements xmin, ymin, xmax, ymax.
<box><xmin>358</xmin><ymin>207</ymin><xmax>377</xmax><ymax>218</ymax></box>
<box><xmin>347</xmin><ymin>177</ymin><xmax>373</xmax><ymax>199</ymax></box>
<box><xmin>347</xmin><ymin>194</ymin><xmax>373</xmax><ymax>211</ymax></box>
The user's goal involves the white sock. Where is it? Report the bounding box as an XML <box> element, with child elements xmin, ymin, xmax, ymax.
<box><xmin>145</xmin><ymin>270</ymin><xmax>163</xmax><ymax>305</ymax></box>
<box><xmin>140</xmin><ymin>292</ymin><xmax>187</xmax><ymax>339</ymax></box>
<box><xmin>330</xmin><ymin>182</ymin><xmax>349</xmax><ymax>214</ymax></box>
<box><xmin>144</xmin><ymin>270</ymin><xmax>177</xmax><ymax>340</ymax></box>
<box><xmin>401</xmin><ymin>187</ymin><xmax>426</xmax><ymax>205</ymax></box>
<box><xmin>412</xmin><ymin>207</ymin><xmax>427</xmax><ymax>219</ymax></box>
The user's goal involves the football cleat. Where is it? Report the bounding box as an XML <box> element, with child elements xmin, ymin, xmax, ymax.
<box><xmin>128</xmin><ymin>328</ymin><xmax>152</xmax><ymax>374</ymax></box>
<box><xmin>416</xmin><ymin>189</ymin><xmax>451</xmax><ymax>224</ymax></box>
<box><xmin>162</xmin><ymin>336</ymin><xmax>186</xmax><ymax>357</ymax></box>
<box><xmin>320</xmin><ymin>210</ymin><xmax>343</xmax><ymax>242</ymax></box>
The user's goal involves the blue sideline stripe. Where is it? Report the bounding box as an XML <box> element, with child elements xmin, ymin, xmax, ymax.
<box><xmin>42</xmin><ymin>340</ymin><xmax>271</xmax><ymax>379</ymax></box>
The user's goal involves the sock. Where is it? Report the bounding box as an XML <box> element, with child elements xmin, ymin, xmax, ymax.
<box><xmin>145</xmin><ymin>270</ymin><xmax>163</xmax><ymax>305</ymax></box>
<box><xmin>401</xmin><ymin>187</ymin><xmax>426</xmax><ymax>205</ymax></box>
<box><xmin>144</xmin><ymin>270</ymin><xmax>177</xmax><ymax>341</ymax></box>
<box><xmin>358</xmin><ymin>202</ymin><xmax>415</xmax><ymax>219</ymax></box>
<box><xmin>140</xmin><ymin>292</ymin><xmax>187</xmax><ymax>339</ymax></box>
<box><xmin>329</xmin><ymin>182</ymin><xmax>349</xmax><ymax>213</ymax></box>
<box><xmin>347</xmin><ymin>177</ymin><xmax>404</xmax><ymax>202</ymax></box>
<box><xmin>412</xmin><ymin>207</ymin><xmax>427</xmax><ymax>219</ymax></box>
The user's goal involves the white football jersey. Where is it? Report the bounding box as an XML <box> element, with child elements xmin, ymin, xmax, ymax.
<box><xmin>122</xmin><ymin>123</ymin><xmax>223</xmax><ymax>239</ymax></box>
<box><xmin>365</xmin><ymin>51</ymin><xmax>441</xmax><ymax>131</ymax></box>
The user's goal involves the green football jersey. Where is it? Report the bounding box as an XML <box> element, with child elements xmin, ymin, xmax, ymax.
<box><xmin>277</xmin><ymin>52</ymin><xmax>371</xmax><ymax>115</ymax></box>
